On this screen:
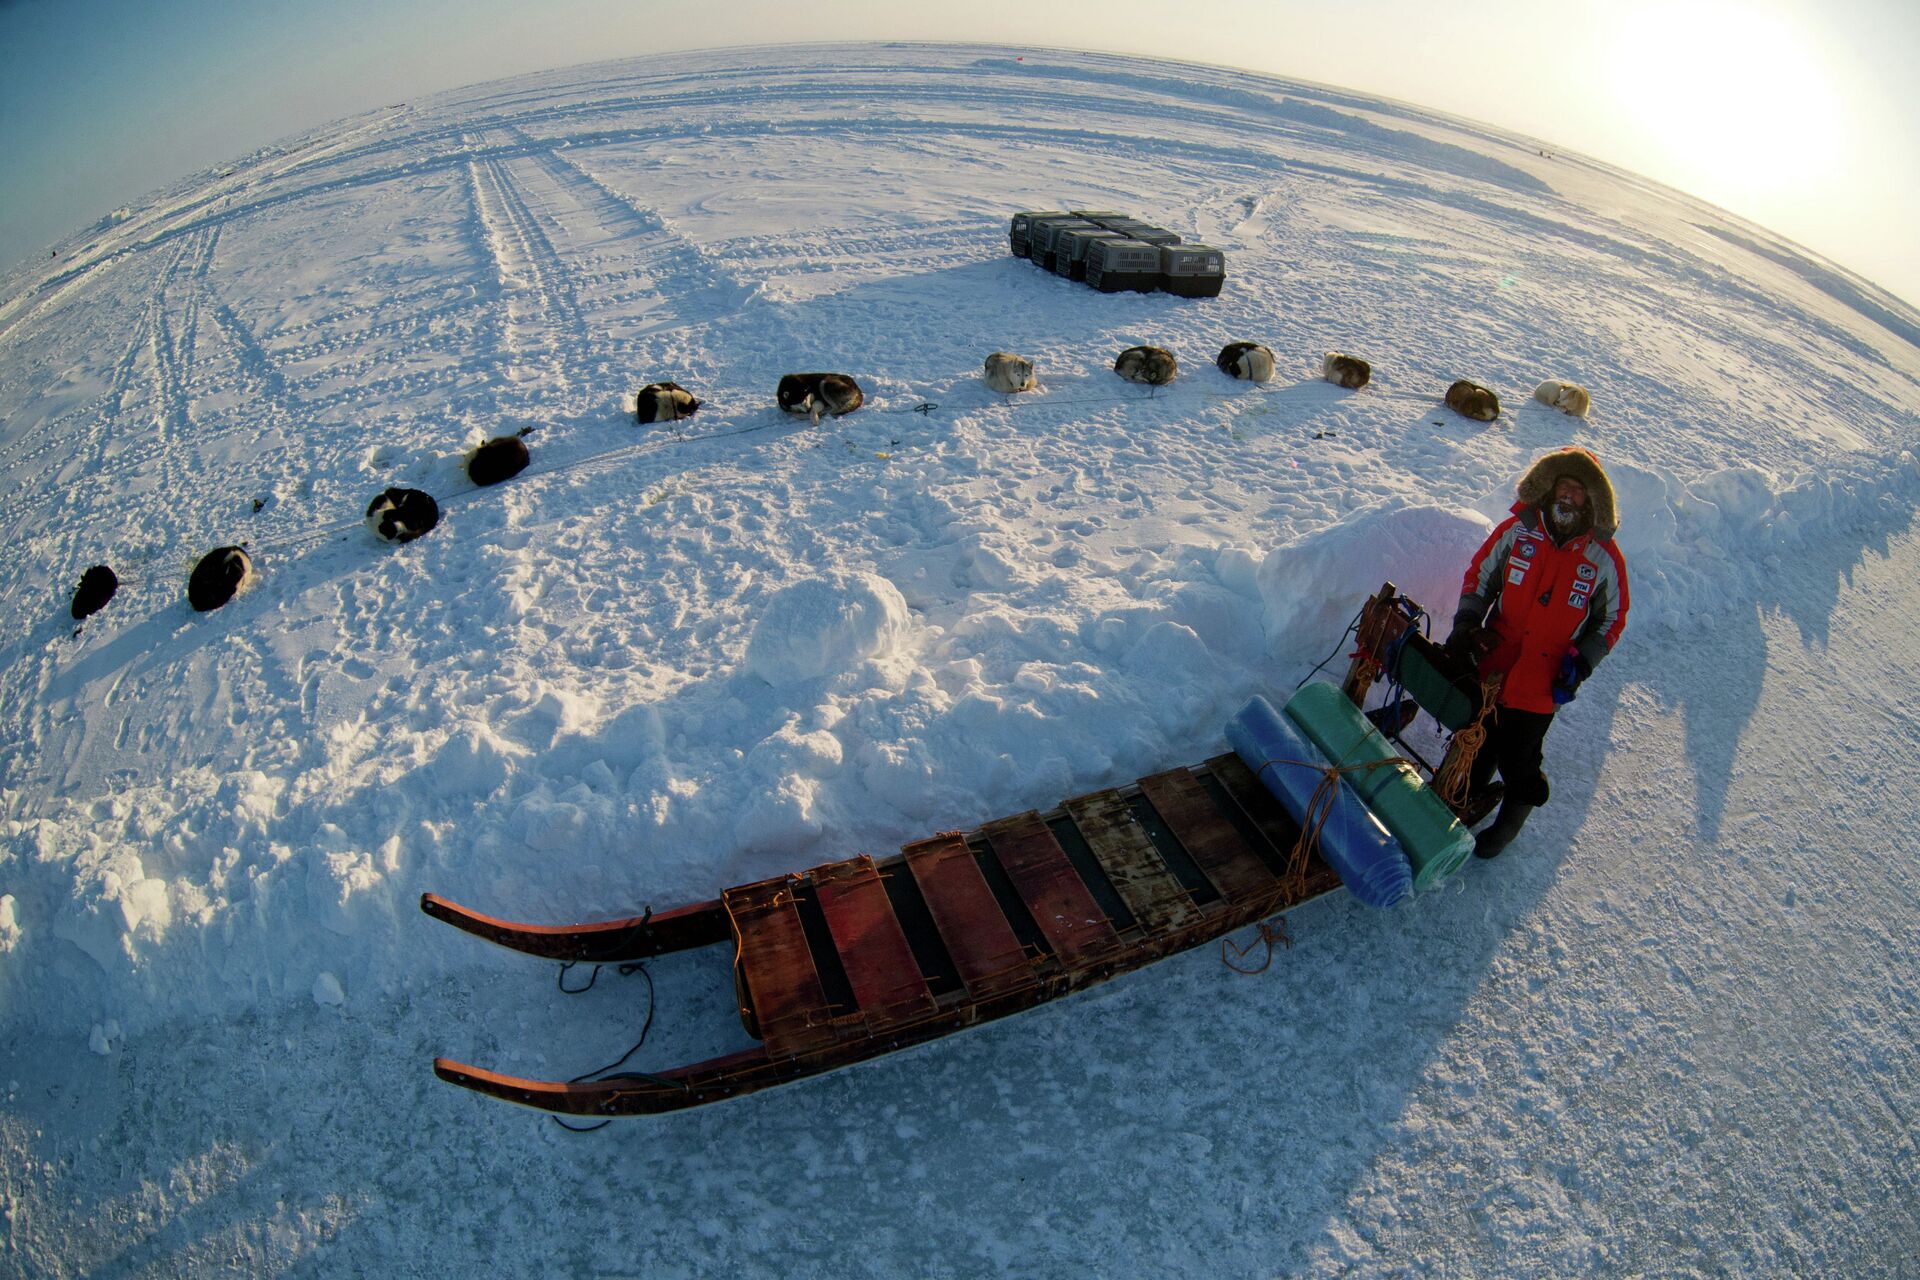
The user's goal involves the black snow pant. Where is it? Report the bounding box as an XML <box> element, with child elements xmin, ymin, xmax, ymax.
<box><xmin>1468</xmin><ymin>706</ymin><xmax>1555</xmax><ymax>807</ymax></box>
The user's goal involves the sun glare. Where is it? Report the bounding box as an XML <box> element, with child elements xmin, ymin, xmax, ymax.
<box><xmin>1604</xmin><ymin>1</ymin><xmax>1848</xmax><ymax>205</ymax></box>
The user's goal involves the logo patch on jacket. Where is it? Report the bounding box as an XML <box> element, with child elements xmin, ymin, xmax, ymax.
<box><xmin>1567</xmin><ymin>589</ymin><xmax>1590</xmax><ymax>609</ymax></box>
<box><xmin>1577</xmin><ymin>563</ymin><xmax>1597</xmax><ymax>581</ymax></box>
<box><xmin>1517</xmin><ymin>542</ymin><xmax>1538</xmax><ymax>559</ymax></box>
<box><xmin>1509</xmin><ymin>565</ymin><xmax>1529</xmax><ymax>585</ymax></box>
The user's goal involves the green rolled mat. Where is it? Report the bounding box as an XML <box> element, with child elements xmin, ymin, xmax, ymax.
<box><xmin>1283</xmin><ymin>682</ymin><xmax>1475</xmax><ymax>890</ymax></box>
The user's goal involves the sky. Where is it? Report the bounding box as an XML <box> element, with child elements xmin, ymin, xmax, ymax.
<box><xmin>1</xmin><ymin>0</ymin><xmax>1915</xmax><ymax>308</ymax></box>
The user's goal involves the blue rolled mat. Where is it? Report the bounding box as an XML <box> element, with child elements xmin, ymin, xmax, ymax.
<box><xmin>1225</xmin><ymin>695</ymin><xmax>1413</xmax><ymax>909</ymax></box>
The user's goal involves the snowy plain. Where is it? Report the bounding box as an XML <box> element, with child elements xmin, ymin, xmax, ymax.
<box><xmin>1</xmin><ymin>41</ymin><xmax>1918</xmax><ymax>1277</ymax></box>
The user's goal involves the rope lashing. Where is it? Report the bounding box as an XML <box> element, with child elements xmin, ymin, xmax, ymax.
<box><xmin>1433</xmin><ymin>674</ymin><xmax>1503</xmax><ymax>809</ymax></box>
<box><xmin>1255</xmin><ymin>753</ymin><xmax>1406</xmax><ymax>895</ymax></box>
<box><xmin>1221</xmin><ymin>915</ymin><xmax>1293</xmax><ymax>975</ymax></box>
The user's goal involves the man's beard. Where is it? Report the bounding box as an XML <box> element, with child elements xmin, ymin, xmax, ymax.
<box><xmin>1548</xmin><ymin>501</ymin><xmax>1589</xmax><ymax>536</ymax></box>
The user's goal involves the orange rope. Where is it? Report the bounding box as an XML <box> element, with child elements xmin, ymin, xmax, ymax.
<box><xmin>1251</xmin><ymin>754</ymin><xmax>1404</xmax><ymax>895</ymax></box>
<box><xmin>1433</xmin><ymin>674</ymin><xmax>1503</xmax><ymax>809</ymax></box>
<box><xmin>1221</xmin><ymin>916</ymin><xmax>1293</xmax><ymax>974</ymax></box>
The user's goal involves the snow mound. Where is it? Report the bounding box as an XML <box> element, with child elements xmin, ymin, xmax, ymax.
<box><xmin>1259</xmin><ymin>504</ymin><xmax>1493</xmax><ymax>660</ymax></box>
<box><xmin>743</xmin><ymin>572</ymin><xmax>914</xmax><ymax>686</ymax></box>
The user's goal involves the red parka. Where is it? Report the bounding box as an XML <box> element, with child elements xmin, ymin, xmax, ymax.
<box><xmin>1457</xmin><ymin>502</ymin><xmax>1630</xmax><ymax>713</ymax></box>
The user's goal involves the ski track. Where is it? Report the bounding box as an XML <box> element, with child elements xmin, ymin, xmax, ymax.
<box><xmin>0</xmin><ymin>42</ymin><xmax>1918</xmax><ymax>1280</ymax></box>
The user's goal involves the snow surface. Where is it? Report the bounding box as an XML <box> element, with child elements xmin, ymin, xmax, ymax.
<box><xmin>2</xmin><ymin>42</ymin><xmax>1919</xmax><ymax>1277</ymax></box>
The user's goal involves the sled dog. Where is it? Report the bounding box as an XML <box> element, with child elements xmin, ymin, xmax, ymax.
<box><xmin>635</xmin><ymin>381</ymin><xmax>701</xmax><ymax>425</ymax></box>
<box><xmin>1444</xmin><ymin>379</ymin><xmax>1501</xmax><ymax>422</ymax></box>
<box><xmin>1216</xmin><ymin>342</ymin><xmax>1275</xmax><ymax>382</ymax></box>
<box><xmin>1322</xmin><ymin>352</ymin><xmax>1372</xmax><ymax>390</ymax></box>
<box><xmin>70</xmin><ymin>565</ymin><xmax>118</xmax><ymax>621</ymax></box>
<box><xmin>983</xmin><ymin>352</ymin><xmax>1036</xmax><ymax>393</ymax></box>
<box><xmin>188</xmin><ymin>545</ymin><xmax>252</xmax><ymax>612</ymax></box>
<box><xmin>1114</xmin><ymin>345</ymin><xmax>1178</xmax><ymax>386</ymax></box>
<box><xmin>468</xmin><ymin>435</ymin><xmax>531</xmax><ymax>486</ymax></box>
<box><xmin>778</xmin><ymin>373</ymin><xmax>865</xmax><ymax>423</ymax></box>
<box><xmin>1532</xmin><ymin>379</ymin><xmax>1591</xmax><ymax>417</ymax></box>
<box><xmin>366</xmin><ymin>487</ymin><xmax>441</xmax><ymax>543</ymax></box>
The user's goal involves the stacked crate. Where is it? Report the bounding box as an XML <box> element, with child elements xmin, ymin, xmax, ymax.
<box><xmin>1008</xmin><ymin>209</ymin><xmax>1225</xmax><ymax>297</ymax></box>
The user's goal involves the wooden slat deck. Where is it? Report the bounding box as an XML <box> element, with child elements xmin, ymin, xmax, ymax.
<box><xmin>902</xmin><ymin>833</ymin><xmax>1035</xmax><ymax>999</ymax></box>
<box><xmin>1137</xmin><ymin>769</ymin><xmax>1275</xmax><ymax>903</ymax></box>
<box><xmin>812</xmin><ymin>856</ymin><xmax>937</xmax><ymax>1030</ymax></box>
<box><xmin>1063</xmin><ymin>788</ymin><xmax>1204</xmax><ymax>934</ymax></box>
<box><xmin>979</xmin><ymin>812</ymin><xmax>1121</xmax><ymax>965</ymax></box>
<box><xmin>723</xmin><ymin>878</ymin><xmax>841</xmax><ymax>1058</ymax></box>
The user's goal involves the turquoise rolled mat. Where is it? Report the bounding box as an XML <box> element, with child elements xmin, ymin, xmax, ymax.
<box><xmin>1226</xmin><ymin>695</ymin><xmax>1412</xmax><ymax>908</ymax></box>
<box><xmin>1283</xmin><ymin>682</ymin><xmax>1475</xmax><ymax>890</ymax></box>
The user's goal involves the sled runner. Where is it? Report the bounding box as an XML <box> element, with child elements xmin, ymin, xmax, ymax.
<box><xmin>425</xmin><ymin>583</ymin><xmax>1489</xmax><ymax>1119</ymax></box>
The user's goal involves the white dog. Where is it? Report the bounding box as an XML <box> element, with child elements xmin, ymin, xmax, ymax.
<box><xmin>1533</xmin><ymin>379</ymin><xmax>1591</xmax><ymax>417</ymax></box>
<box><xmin>983</xmin><ymin>352</ymin><xmax>1036</xmax><ymax>393</ymax></box>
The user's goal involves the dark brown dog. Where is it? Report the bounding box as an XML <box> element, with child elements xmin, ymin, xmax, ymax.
<box><xmin>1323</xmin><ymin>352</ymin><xmax>1372</xmax><ymax>390</ymax></box>
<box><xmin>778</xmin><ymin>373</ymin><xmax>864</xmax><ymax>423</ymax></box>
<box><xmin>468</xmin><ymin>435</ymin><xmax>531</xmax><ymax>486</ymax></box>
<box><xmin>1445</xmin><ymin>379</ymin><xmax>1500</xmax><ymax>422</ymax></box>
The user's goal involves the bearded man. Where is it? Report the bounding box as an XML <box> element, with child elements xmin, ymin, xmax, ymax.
<box><xmin>1448</xmin><ymin>447</ymin><xmax>1630</xmax><ymax>859</ymax></box>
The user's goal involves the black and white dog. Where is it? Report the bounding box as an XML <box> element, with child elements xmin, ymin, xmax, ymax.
<box><xmin>365</xmin><ymin>487</ymin><xmax>441</xmax><ymax>543</ymax></box>
<box><xmin>777</xmin><ymin>373</ymin><xmax>864</xmax><ymax>424</ymax></box>
<box><xmin>1216</xmin><ymin>342</ymin><xmax>1275</xmax><ymax>382</ymax></box>
<box><xmin>188</xmin><ymin>545</ymin><xmax>252</xmax><ymax>613</ymax></box>
<box><xmin>635</xmin><ymin>381</ymin><xmax>701</xmax><ymax>425</ymax></box>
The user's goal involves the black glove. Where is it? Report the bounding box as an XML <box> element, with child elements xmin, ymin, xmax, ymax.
<box><xmin>1443</xmin><ymin>620</ymin><xmax>1482</xmax><ymax>659</ymax></box>
<box><xmin>1551</xmin><ymin>650</ymin><xmax>1593</xmax><ymax>704</ymax></box>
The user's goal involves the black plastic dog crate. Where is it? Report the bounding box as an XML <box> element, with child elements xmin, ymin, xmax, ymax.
<box><xmin>1100</xmin><ymin>220</ymin><xmax>1182</xmax><ymax>248</ymax></box>
<box><xmin>1009</xmin><ymin>210</ymin><xmax>1070</xmax><ymax>258</ymax></box>
<box><xmin>1027</xmin><ymin>217</ymin><xmax>1101</xmax><ymax>271</ymax></box>
<box><xmin>1051</xmin><ymin>226</ymin><xmax>1115</xmax><ymax>281</ymax></box>
<box><xmin>1070</xmin><ymin>209</ymin><xmax>1130</xmax><ymax>227</ymax></box>
<box><xmin>1160</xmin><ymin>243</ymin><xmax>1226</xmax><ymax>297</ymax></box>
<box><xmin>1084</xmin><ymin>238</ymin><xmax>1162</xmax><ymax>293</ymax></box>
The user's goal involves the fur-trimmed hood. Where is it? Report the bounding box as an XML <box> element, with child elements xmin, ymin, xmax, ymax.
<box><xmin>1516</xmin><ymin>447</ymin><xmax>1618</xmax><ymax>540</ymax></box>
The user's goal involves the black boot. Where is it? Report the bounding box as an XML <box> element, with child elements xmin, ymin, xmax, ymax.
<box><xmin>1474</xmin><ymin>801</ymin><xmax>1536</xmax><ymax>860</ymax></box>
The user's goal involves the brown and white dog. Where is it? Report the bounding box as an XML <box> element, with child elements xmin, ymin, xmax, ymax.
<box><xmin>1323</xmin><ymin>352</ymin><xmax>1372</xmax><ymax>390</ymax></box>
<box><xmin>635</xmin><ymin>381</ymin><xmax>701</xmax><ymax>425</ymax></box>
<box><xmin>467</xmin><ymin>434</ymin><xmax>531</xmax><ymax>486</ymax></box>
<box><xmin>983</xmin><ymin>352</ymin><xmax>1036</xmax><ymax>393</ymax></box>
<box><xmin>1114</xmin><ymin>345</ymin><xmax>1178</xmax><ymax>386</ymax></box>
<box><xmin>778</xmin><ymin>373</ymin><xmax>865</xmax><ymax>423</ymax></box>
<box><xmin>1444</xmin><ymin>379</ymin><xmax>1501</xmax><ymax>422</ymax></box>
<box><xmin>365</xmin><ymin>487</ymin><xmax>441</xmax><ymax>543</ymax></box>
<box><xmin>1533</xmin><ymin>379</ymin><xmax>1591</xmax><ymax>417</ymax></box>
<box><xmin>188</xmin><ymin>545</ymin><xmax>253</xmax><ymax>613</ymax></box>
<box><xmin>1216</xmin><ymin>342</ymin><xmax>1275</xmax><ymax>382</ymax></box>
